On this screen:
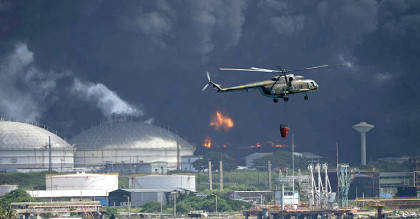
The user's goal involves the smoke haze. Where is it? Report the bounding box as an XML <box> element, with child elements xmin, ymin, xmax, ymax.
<box><xmin>0</xmin><ymin>0</ymin><xmax>419</xmax><ymax>162</ymax></box>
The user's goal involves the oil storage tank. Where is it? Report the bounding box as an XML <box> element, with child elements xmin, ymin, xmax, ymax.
<box><xmin>0</xmin><ymin>120</ymin><xmax>74</xmax><ymax>172</ymax></box>
<box><xmin>70</xmin><ymin>120</ymin><xmax>195</xmax><ymax>170</ymax></box>
<box><xmin>46</xmin><ymin>172</ymin><xmax>118</xmax><ymax>192</ymax></box>
<box><xmin>129</xmin><ymin>175</ymin><xmax>196</xmax><ymax>192</ymax></box>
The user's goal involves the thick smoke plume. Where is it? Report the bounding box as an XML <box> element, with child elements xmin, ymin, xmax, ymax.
<box><xmin>0</xmin><ymin>43</ymin><xmax>143</xmax><ymax>122</ymax></box>
<box><xmin>0</xmin><ymin>44</ymin><xmax>53</xmax><ymax>121</ymax></box>
<box><xmin>72</xmin><ymin>79</ymin><xmax>143</xmax><ymax>117</ymax></box>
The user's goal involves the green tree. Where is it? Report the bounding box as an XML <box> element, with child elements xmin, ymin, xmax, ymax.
<box><xmin>192</xmin><ymin>152</ymin><xmax>238</xmax><ymax>172</ymax></box>
<box><xmin>140</xmin><ymin>201</ymin><xmax>165</xmax><ymax>213</ymax></box>
<box><xmin>253</xmin><ymin>151</ymin><xmax>309</xmax><ymax>171</ymax></box>
<box><xmin>175</xmin><ymin>192</ymin><xmax>251</xmax><ymax>213</ymax></box>
<box><xmin>0</xmin><ymin>189</ymin><xmax>33</xmax><ymax>219</ymax></box>
<box><xmin>102</xmin><ymin>206</ymin><xmax>119</xmax><ymax>218</ymax></box>
<box><xmin>2</xmin><ymin>189</ymin><xmax>34</xmax><ymax>203</ymax></box>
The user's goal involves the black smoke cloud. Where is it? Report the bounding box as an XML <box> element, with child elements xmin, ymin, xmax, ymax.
<box><xmin>0</xmin><ymin>43</ymin><xmax>143</xmax><ymax>130</ymax></box>
<box><xmin>0</xmin><ymin>0</ymin><xmax>419</xmax><ymax>163</ymax></box>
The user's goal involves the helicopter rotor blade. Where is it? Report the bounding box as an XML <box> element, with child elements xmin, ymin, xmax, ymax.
<box><xmin>220</xmin><ymin>64</ymin><xmax>342</xmax><ymax>74</ymax></box>
<box><xmin>206</xmin><ymin>71</ymin><xmax>211</xmax><ymax>81</ymax></box>
<box><xmin>285</xmin><ymin>64</ymin><xmax>343</xmax><ymax>72</ymax></box>
<box><xmin>250</xmin><ymin>67</ymin><xmax>279</xmax><ymax>72</ymax></box>
<box><xmin>219</xmin><ymin>68</ymin><xmax>281</xmax><ymax>73</ymax></box>
<box><xmin>202</xmin><ymin>84</ymin><xmax>209</xmax><ymax>91</ymax></box>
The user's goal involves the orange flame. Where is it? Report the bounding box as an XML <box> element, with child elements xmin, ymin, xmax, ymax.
<box><xmin>210</xmin><ymin>111</ymin><xmax>234</xmax><ymax>131</ymax></box>
<box><xmin>203</xmin><ymin>136</ymin><xmax>212</xmax><ymax>148</ymax></box>
<box><xmin>249</xmin><ymin>143</ymin><xmax>262</xmax><ymax>148</ymax></box>
<box><xmin>268</xmin><ymin>141</ymin><xmax>286</xmax><ymax>148</ymax></box>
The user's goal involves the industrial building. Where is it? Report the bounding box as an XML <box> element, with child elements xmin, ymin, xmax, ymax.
<box><xmin>274</xmin><ymin>191</ymin><xmax>300</xmax><ymax>205</ymax></box>
<box><xmin>28</xmin><ymin>173</ymin><xmax>118</xmax><ymax>205</ymax></box>
<box><xmin>109</xmin><ymin>189</ymin><xmax>169</xmax><ymax>207</ymax></box>
<box><xmin>129</xmin><ymin>174</ymin><xmax>196</xmax><ymax>192</ymax></box>
<box><xmin>379</xmin><ymin>172</ymin><xmax>416</xmax><ymax>196</ymax></box>
<box><xmin>245</xmin><ymin>153</ymin><xmax>272</xmax><ymax>169</ymax></box>
<box><xmin>70</xmin><ymin>120</ymin><xmax>195</xmax><ymax>170</ymax></box>
<box><xmin>230</xmin><ymin>191</ymin><xmax>273</xmax><ymax>204</ymax></box>
<box><xmin>181</xmin><ymin>155</ymin><xmax>202</xmax><ymax>172</ymax></box>
<box><xmin>104</xmin><ymin>161</ymin><xmax>168</xmax><ymax>174</ymax></box>
<box><xmin>0</xmin><ymin>120</ymin><xmax>74</xmax><ymax>172</ymax></box>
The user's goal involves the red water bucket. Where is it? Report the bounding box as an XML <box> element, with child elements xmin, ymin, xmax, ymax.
<box><xmin>279</xmin><ymin>125</ymin><xmax>289</xmax><ymax>138</ymax></box>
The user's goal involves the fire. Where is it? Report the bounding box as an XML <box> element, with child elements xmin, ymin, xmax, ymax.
<box><xmin>202</xmin><ymin>136</ymin><xmax>228</xmax><ymax>149</ymax></box>
<box><xmin>203</xmin><ymin>136</ymin><xmax>212</xmax><ymax>148</ymax></box>
<box><xmin>268</xmin><ymin>141</ymin><xmax>286</xmax><ymax>148</ymax></box>
<box><xmin>209</xmin><ymin>111</ymin><xmax>234</xmax><ymax>131</ymax></box>
<box><xmin>249</xmin><ymin>143</ymin><xmax>262</xmax><ymax>148</ymax></box>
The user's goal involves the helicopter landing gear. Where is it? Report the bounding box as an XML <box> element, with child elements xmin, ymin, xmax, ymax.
<box><xmin>273</xmin><ymin>98</ymin><xmax>279</xmax><ymax>103</ymax></box>
<box><xmin>283</xmin><ymin>97</ymin><xmax>289</xmax><ymax>102</ymax></box>
<box><xmin>304</xmin><ymin>94</ymin><xmax>308</xmax><ymax>100</ymax></box>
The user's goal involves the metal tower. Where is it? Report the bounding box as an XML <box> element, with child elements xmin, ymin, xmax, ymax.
<box><xmin>337</xmin><ymin>164</ymin><xmax>352</xmax><ymax>207</ymax></box>
<box><xmin>308</xmin><ymin>163</ymin><xmax>335</xmax><ymax>209</ymax></box>
<box><xmin>352</xmin><ymin>122</ymin><xmax>374</xmax><ymax>165</ymax></box>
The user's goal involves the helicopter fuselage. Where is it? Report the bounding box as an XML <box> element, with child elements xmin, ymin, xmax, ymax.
<box><xmin>259</xmin><ymin>78</ymin><xmax>319</xmax><ymax>98</ymax></box>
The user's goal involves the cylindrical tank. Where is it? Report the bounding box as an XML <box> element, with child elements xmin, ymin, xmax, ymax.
<box><xmin>328</xmin><ymin>192</ymin><xmax>336</xmax><ymax>203</ymax></box>
<box><xmin>70</xmin><ymin>120</ymin><xmax>195</xmax><ymax>170</ymax></box>
<box><xmin>129</xmin><ymin>175</ymin><xmax>196</xmax><ymax>192</ymax></box>
<box><xmin>46</xmin><ymin>173</ymin><xmax>118</xmax><ymax>191</ymax></box>
<box><xmin>0</xmin><ymin>185</ymin><xmax>18</xmax><ymax>196</ymax></box>
<box><xmin>0</xmin><ymin>120</ymin><xmax>75</xmax><ymax>172</ymax></box>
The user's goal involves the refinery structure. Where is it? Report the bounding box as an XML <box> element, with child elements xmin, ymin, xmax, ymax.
<box><xmin>1</xmin><ymin>118</ymin><xmax>420</xmax><ymax>219</ymax></box>
<box><xmin>0</xmin><ymin>120</ymin><xmax>74</xmax><ymax>172</ymax></box>
<box><xmin>0</xmin><ymin>119</ymin><xmax>195</xmax><ymax>172</ymax></box>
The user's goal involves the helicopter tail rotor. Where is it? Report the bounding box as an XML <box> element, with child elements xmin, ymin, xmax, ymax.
<box><xmin>202</xmin><ymin>72</ymin><xmax>211</xmax><ymax>91</ymax></box>
<box><xmin>202</xmin><ymin>72</ymin><xmax>223</xmax><ymax>92</ymax></box>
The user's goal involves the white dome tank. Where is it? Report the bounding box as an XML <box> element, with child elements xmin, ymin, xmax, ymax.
<box><xmin>0</xmin><ymin>120</ymin><xmax>74</xmax><ymax>171</ymax></box>
<box><xmin>70</xmin><ymin>120</ymin><xmax>195</xmax><ymax>170</ymax></box>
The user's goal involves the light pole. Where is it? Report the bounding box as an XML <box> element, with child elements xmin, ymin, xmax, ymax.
<box><xmin>124</xmin><ymin>195</ymin><xmax>131</xmax><ymax>218</ymax></box>
<box><xmin>215</xmin><ymin>195</ymin><xmax>218</xmax><ymax>213</ymax></box>
<box><xmin>171</xmin><ymin>191</ymin><xmax>177</xmax><ymax>218</ymax></box>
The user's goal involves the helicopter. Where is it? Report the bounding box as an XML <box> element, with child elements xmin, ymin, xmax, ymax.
<box><xmin>202</xmin><ymin>64</ymin><xmax>340</xmax><ymax>103</ymax></box>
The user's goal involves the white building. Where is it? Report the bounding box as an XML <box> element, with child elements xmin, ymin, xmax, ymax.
<box><xmin>245</xmin><ymin>153</ymin><xmax>272</xmax><ymax>169</ymax></box>
<box><xmin>274</xmin><ymin>191</ymin><xmax>300</xmax><ymax>205</ymax></box>
<box><xmin>129</xmin><ymin>174</ymin><xmax>196</xmax><ymax>192</ymax></box>
<box><xmin>0</xmin><ymin>120</ymin><xmax>74</xmax><ymax>172</ymax></box>
<box><xmin>181</xmin><ymin>156</ymin><xmax>202</xmax><ymax>172</ymax></box>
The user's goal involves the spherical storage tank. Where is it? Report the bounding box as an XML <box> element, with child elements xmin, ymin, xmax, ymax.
<box><xmin>0</xmin><ymin>120</ymin><xmax>74</xmax><ymax>171</ymax></box>
<box><xmin>70</xmin><ymin>120</ymin><xmax>195</xmax><ymax>170</ymax></box>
